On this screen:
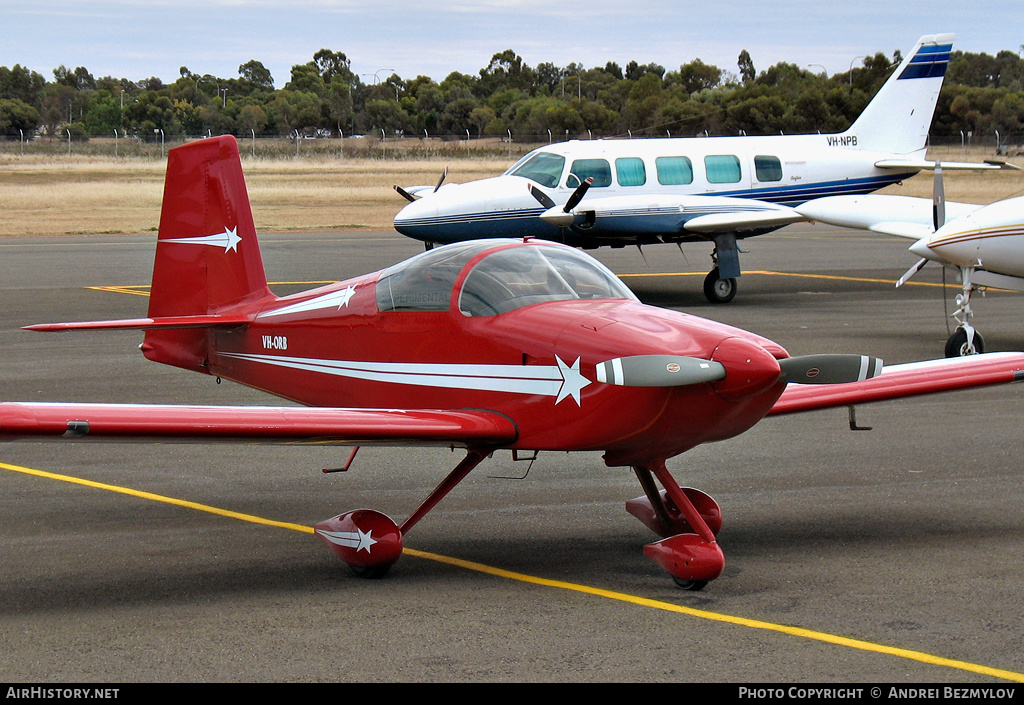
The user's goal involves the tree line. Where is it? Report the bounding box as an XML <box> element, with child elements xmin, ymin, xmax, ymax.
<box><xmin>1</xmin><ymin>46</ymin><xmax>1023</xmax><ymax>145</ymax></box>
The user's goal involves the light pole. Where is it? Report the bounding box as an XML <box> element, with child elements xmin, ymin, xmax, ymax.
<box><xmin>849</xmin><ymin>56</ymin><xmax>866</xmax><ymax>85</ymax></box>
<box><xmin>561</xmin><ymin>74</ymin><xmax>581</xmax><ymax>100</ymax></box>
<box><xmin>362</xmin><ymin>69</ymin><xmax>395</xmax><ymax>88</ymax></box>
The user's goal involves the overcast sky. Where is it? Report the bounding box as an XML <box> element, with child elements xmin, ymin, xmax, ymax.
<box><xmin>3</xmin><ymin>1</ymin><xmax>1021</xmax><ymax>88</ymax></box>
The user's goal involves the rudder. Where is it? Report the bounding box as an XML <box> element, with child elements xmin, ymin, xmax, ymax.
<box><xmin>149</xmin><ymin>135</ymin><xmax>272</xmax><ymax>317</ymax></box>
<box><xmin>842</xmin><ymin>33</ymin><xmax>955</xmax><ymax>155</ymax></box>
<box><xmin>144</xmin><ymin>135</ymin><xmax>273</xmax><ymax>372</ymax></box>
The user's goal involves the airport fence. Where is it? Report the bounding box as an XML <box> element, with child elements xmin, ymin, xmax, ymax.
<box><xmin>1</xmin><ymin>132</ymin><xmax>1021</xmax><ymax>161</ymax></box>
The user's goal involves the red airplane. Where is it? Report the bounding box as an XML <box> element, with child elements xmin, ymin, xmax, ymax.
<box><xmin>3</xmin><ymin>135</ymin><xmax>1024</xmax><ymax>589</ymax></box>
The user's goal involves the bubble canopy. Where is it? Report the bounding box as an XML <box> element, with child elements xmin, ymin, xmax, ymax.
<box><xmin>375</xmin><ymin>240</ymin><xmax>637</xmax><ymax>316</ymax></box>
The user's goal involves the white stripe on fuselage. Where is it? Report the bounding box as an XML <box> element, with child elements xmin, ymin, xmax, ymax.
<box><xmin>220</xmin><ymin>352</ymin><xmax>591</xmax><ymax>405</ymax></box>
<box><xmin>257</xmin><ymin>286</ymin><xmax>356</xmax><ymax>318</ymax></box>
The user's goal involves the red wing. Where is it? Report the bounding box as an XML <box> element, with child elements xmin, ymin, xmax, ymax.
<box><xmin>768</xmin><ymin>352</ymin><xmax>1024</xmax><ymax>416</ymax></box>
<box><xmin>0</xmin><ymin>403</ymin><xmax>517</xmax><ymax>447</ymax></box>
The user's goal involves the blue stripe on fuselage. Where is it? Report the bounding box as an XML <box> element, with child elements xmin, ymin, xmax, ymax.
<box><xmin>393</xmin><ymin>172</ymin><xmax>915</xmax><ymax>243</ymax></box>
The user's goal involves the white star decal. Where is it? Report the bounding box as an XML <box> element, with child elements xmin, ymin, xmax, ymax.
<box><xmin>315</xmin><ymin>526</ymin><xmax>379</xmax><ymax>554</ymax></box>
<box><xmin>555</xmin><ymin>355</ymin><xmax>590</xmax><ymax>405</ymax></box>
<box><xmin>163</xmin><ymin>226</ymin><xmax>241</xmax><ymax>253</ymax></box>
<box><xmin>354</xmin><ymin>527</ymin><xmax>377</xmax><ymax>553</ymax></box>
<box><xmin>336</xmin><ymin>285</ymin><xmax>356</xmax><ymax>308</ymax></box>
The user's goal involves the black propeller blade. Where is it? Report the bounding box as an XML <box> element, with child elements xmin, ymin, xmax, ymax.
<box><xmin>564</xmin><ymin>177</ymin><xmax>594</xmax><ymax>212</ymax></box>
<box><xmin>596</xmin><ymin>355</ymin><xmax>725</xmax><ymax>387</ymax></box>
<box><xmin>778</xmin><ymin>354</ymin><xmax>883</xmax><ymax>385</ymax></box>
<box><xmin>528</xmin><ymin>177</ymin><xmax>594</xmax><ymax>217</ymax></box>
<box><xmin>528</xmin><ymin>184</ymin><xmax>556</xmax><ymax>209</ymax></box>
<box><xmin>932</xmin><ymin>160</ymin><xmax>945</xmax><ymax>231</ymax></box>
<box><xmin>394</xmin><ymin>166</ymin><xmax>449</xmax><ymax>203</ymax></box>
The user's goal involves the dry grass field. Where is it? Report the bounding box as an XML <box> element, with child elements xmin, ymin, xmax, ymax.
<box><xmin>0</xmin><ymin>145</ymin><xmax>1020</xmax><ymax>239</ymax></box>
<box><xmin>0</xmin><ymin>155</ymin><xmax>509</xmax><ymax>238</ymax></box>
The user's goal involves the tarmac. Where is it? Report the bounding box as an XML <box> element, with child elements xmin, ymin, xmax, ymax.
<box><xmin>1</xmin><ymin>224</ymin><xmax>1023</xmax><ymax>683</ymax></box>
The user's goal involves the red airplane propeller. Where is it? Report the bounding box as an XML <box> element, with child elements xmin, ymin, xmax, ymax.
<box><xmin>4</xmin><ymin>135</ymin><xmax>1023</xmax><ymax>589</ymax></box>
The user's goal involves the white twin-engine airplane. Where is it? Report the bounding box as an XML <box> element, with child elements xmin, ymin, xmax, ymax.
<box><xmin>395</xmin><ymin>33</ymin><xmax>978</xmax><ymax>304</ymax></box>
<box><xmin>797</xmin><ymin>163</ymin><xmax>1024</xmax><ymax>357</ymax></box>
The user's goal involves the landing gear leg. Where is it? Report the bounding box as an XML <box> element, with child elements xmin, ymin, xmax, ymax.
<box><xmin>315</xmin><ymin>450</ymin><xmax>489</xmax><ymax>577</ymax></box>
<box><xmin>629</xmin><ymin>460</ymin><xmax>725</xmax><ymax>589</ymax></box>
<box><xmin>945</xmin><ymin>266</ymin><xmax>985</xmax><ymax>357</ymax></box>
<box><xmin>704</xmin><ymin>233</ymin><xmax>740</xmax><ymax>304</ymax></box>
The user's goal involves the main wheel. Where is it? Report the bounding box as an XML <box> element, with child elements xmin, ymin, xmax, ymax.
<box><xmin>945</xmin><ymin>328</ymin><xmax>985</xmax><ymax>357</ymax></box>
<box><xmin>349</xmin><ymin>564</ymin><xmax>392</xmax><ymax>579</ymax></box>
<box><xmin>673</xmin><ymin>578</ymin><xmax>708</xmax><ymax>591</ymax></box>
<box><xmin>703</xmin><ymin>268</ymin><xmax>737</xmax><ymax>304</ymax></box>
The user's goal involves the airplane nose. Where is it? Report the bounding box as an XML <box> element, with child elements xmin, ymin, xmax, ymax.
<box><xmin>393</xmin><ymin>197</ymin><xmax>437</xmax><ymax>231</ymax></box>
<box><xmin>908</xmin><ymin>236</ymin><xmax>938</xmax><ymax>260</ymax></box>
<box><xmin>709</xmin><ymin>337</ymin><xmax>782</xmax><ymax>401</ymax></box>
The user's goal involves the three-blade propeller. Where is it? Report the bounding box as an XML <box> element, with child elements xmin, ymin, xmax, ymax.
<box><xmin>897</xmin><ymin>161</ymin><xmax>944</xmax><ymax>288</ymax></box>
<box><xmin>529</xmin><ymin>177</ymin><xmax>594</xmax><ymax>227</ymax></box>
<box><xmin>394</xmin><ymin>167</ymin><xmax>449</xmax><ymax>203</ymax></box>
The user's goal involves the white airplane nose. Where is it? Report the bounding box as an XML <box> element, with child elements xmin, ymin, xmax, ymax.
<box><xmin>908</xmin><ymin>236</ymin><xmax>938</xmax><ymax>260</ymax></box>
<box><xmin>393</xmin><ymin>195</ymin><xmax>437</xmax><ymax>227</ymax></box>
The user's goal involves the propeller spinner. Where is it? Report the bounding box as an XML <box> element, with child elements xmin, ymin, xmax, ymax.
<box><xmin>529</xmin><ymin>177</ymin><xmax>594</xmax><ymax>227</ymax></box>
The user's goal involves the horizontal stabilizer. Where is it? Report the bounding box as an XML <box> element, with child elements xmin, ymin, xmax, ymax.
<box><xmin>24</xmin><ymin>314</ymin><xmax>252</xmax><ymax>333</ymax></box>
<box><xmin>875</xmin><ymin>158</ymin><xmax>1022</xmax><ymax>171</ymax></box>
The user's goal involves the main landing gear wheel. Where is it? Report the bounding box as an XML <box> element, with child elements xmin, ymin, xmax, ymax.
<box><xmin>945</xmin><ymin>328</ymin><xmax>985</xmax><ymax>357</ymax></box>
<box><xmin>348</xmin><ymin>564</ymin><xmax>392</xmax><ymax>579</ymax></box>
<box><xmin>672</xmin><ymin>578</ymin><xmax>708</xmax><ymax>591</ymax></box>
<box><xmin>314</xmin><ymin>509</ymin><xmax>404</xmax><ymax>578</ymax></box>
<box><xmin>703</xmin><ymin>268</ymin><xmax>736</xmax><ymax>304</ymax></box>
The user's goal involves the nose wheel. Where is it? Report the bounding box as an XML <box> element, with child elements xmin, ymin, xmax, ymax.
<box><xmin>945</xmin><ymin>326</ymin><xmax>985</xmax><ymax>357</ymax></box>
<box><xmin>630</xmin><ymin>462</ymin><xmax>725</xmax><ymax>589</ymax></box>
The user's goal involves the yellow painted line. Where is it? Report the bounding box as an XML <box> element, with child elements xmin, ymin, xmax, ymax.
<box><xmin>405</xmin><ymin>548</ymin><xmax>1024</xmax><ymax>682</ymax></box>
<box><xmin>87</xmin><ymin>269</ymin><xmax>986</xmax><ymax>301</ymax></box>
<box><xmin>0</xmin><ymin>461</ymin><xmax>313</xmax><ymax>535</ymax></box>
<box><xmin>4</xmin><ymin>459</ymin><xmax>1023</xmax><ymax>682</ymax></box>
<box><xmin>617</xmin><ymin>270</ymin><xmax>954</xmax><ymax>289</ymax></box>
<box><xmin>86</xmin><ymin>281</ymin><xmax>339</xmax><ymax>298</ymax></box>
<box><xmin>87</xmin><ymin>285</ymin><xmax>151</xmax><ymax>297</ymax></box>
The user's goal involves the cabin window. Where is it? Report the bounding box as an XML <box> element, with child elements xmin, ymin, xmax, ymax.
<box><xmin>754</xmin><ymin>155</ymin><xmax>783</xmax><ymax>182</ymax></box>
<box><xmin>567</xmin><ymin>159</ymin><xmax>613</xmax><ymax>188</ymax></box>
<box><xmin>506</xmin><ymin>151</ymin><xmax>566</xmax><ymax>188</ymax></box>
<box><xmin>376</xmin><ymin>242</ymin><xmax>482</xmax><ymax>312</ymax></box>
<box><xmin>615</xmin><ymin>158</ymin><xmax>646</xmax><ymax>187</ymax></box>
<box><xmin>458</xmin><ymin>244</ymin><xmax>636</xmax><ymax>317</ymax></box>
<box><xmin>705</xmin><ymin>155</ymin><xmax>742</xmax><ymax>183</ymax></box>
<box><xmin>655</xmin><ymin>156</ymin><xmax>694</xmax><ymax>185</ymax></box>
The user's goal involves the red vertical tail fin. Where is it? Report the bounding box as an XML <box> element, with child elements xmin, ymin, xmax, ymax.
<box><xmin>149</xmin><ymin>135</ymin><xmax>272</xmax><ymax>317</ymax></box>
<box><xmin>143</xmin><ymin>135</ymin><xmax>274</xmax><ymax>372</ymax></box>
